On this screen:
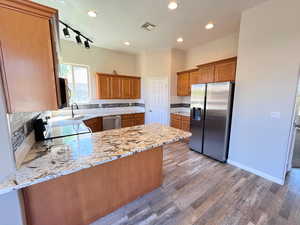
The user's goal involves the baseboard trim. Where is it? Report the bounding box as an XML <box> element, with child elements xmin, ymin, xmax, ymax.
<box><xmin>227</xmin><ymin>159</ymin><xmax>285</xmax><ymax>185</ymax></box>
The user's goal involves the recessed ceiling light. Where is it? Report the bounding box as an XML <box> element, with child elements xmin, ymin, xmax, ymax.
<box><xmin>177</xmin><ymin>37</ymin><xmax>183</xmax><ymax>43</ymax></box>
<box><xmin>168</xmin><ymin>0</ymin><xmax>178</xmax><ymax>10</ymax></box>
<box><xmin>124</xmin><ymin>41</ymin><xmax>130</xmax><ymax>46</ymax></box>
<box><xmin>205</xmin><ymin>22</ymin><xmax>214</xmax><ymax>30</ymax></box>
<box><xmin>88</xmin><ymin>10</ymin><xmax>97</xmax><ymax>18</ymax></box>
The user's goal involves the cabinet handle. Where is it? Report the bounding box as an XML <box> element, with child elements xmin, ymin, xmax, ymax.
<box><xmin>0</xmin><ymin>41</ymin><xmax>11</xmax><ymax>113</ymax></box>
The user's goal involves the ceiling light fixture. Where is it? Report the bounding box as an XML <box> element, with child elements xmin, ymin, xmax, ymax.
<box><xmin>205</xmin><ymin>22</ymin><xmax>214</xmax><ymax>30</ymax></box>
<box><xmin>124</xmin><ymin>41</ymin><xmax>130</xmax><ymax>46</ymax></box>
<box><xmin>168</xmin><ymin>0</ymin><xmax>178</xmax><ymax>10</ymax></box>
<box><xmin>177</xmin><ymin>37</ymin><xmax>183</xmax><ymax>43</ymax></box>
<box><xmin>63</xmin><ymin>26</ymin><xmax>70</xmax><ymax>38</ymax></box>
<box><xmin>87</xmin><ymin>10</ymin><xmax>97</xmax><ymax>18</ymax></box>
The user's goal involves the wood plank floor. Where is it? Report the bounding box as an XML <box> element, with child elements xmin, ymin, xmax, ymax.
<box><xmin>91</xmin><ymin>142</ymin><xmax>300</xmax><ymax>225</ymax></box>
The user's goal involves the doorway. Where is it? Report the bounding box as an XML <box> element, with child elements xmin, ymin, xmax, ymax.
<box><xmin>286</xmin><ymin>69</ymin><xmax>300</xmax><ymax>177</ymax></box>
<box><xmin>144</xmin><ymin>78</ymin><xmax>169</xmax><ymax>125</ymax></box>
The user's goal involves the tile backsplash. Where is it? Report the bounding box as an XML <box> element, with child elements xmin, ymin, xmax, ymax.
<box><xmin>8</xmin><ymin>112</ymin><xmax>45</xmax><ymax>152</ymax></box>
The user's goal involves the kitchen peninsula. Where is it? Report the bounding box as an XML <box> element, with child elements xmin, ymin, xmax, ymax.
<box><xmin>0</xmin><ymin>124</ymin><xmax>191</xmax><ymax>225</ymax></box>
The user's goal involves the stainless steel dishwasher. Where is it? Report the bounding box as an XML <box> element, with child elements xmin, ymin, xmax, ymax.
<box><xmin>102</xmin><ymin>115</ymin><xmax>121</xmax><ymax>130</ymax></box>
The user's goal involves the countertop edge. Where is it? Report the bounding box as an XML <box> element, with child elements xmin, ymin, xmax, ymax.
<box><xmin>0</xmin><ymin>132</ymin><xmax>191</xmax><ymax>195</ymax></box>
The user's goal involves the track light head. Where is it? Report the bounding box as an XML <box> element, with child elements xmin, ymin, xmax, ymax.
<box><xmin>63</xmin><ymin>27</ymin><xmax>70</xmax><ymax>38</ymax></box>
<box><xmin>75</xmin><ymin>35</ymin><xmax>82</xmax><ymax>44</ymax></box>
<box><xmin>84</xmin><ymin>40</ymin><xmax>90</xmax><ymax>49</ymax></box>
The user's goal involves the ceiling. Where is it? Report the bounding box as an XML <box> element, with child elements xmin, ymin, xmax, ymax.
<box><xmin>33</xmin><ymin>0</ymin><xmax>268</xmax><ymax>54</ymax></box>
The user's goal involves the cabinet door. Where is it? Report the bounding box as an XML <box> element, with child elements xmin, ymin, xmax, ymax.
<box><xmin>83</xmin><ymin>117</ymin><xmax>103</xmax><ymax>133</ymax></box>
<box><xmin>97</xmin><ymin>74</ymin><xmax>111</xmax><ymax>99</ymax></box>
<box><xmin>111</xmin><ymin>76</ymin><xmax>122</xmax><ymax>99</ymax></box>
<box><xmin>121</xmin><ymin>77</ymin><xmax>132</xmax><ymax>99</ymax></box>
<box><xmin>177</xmin><ymin>72</ymin><xmax>190</xmax><ymax>96</ymax></box>
<box><xmin>191</xmin><ymin>65</ymin><xmax>214</xmax><ymax>84</ymax></box>
<box><xmin>131</xmin><ymin>78</ymin><xmax>141</xmax><ymax>99</ymax></box>
<box><xmin>181</xmin><ymin>116</ymin><xmax>190</xmax><ymax>131</ymax></box>
<box><xmin>0</xmin><ymin>7</ymin><xmax>58</xmax><ymax>112</ymax></box>
<box><xmin>214</xmin><ymin>59</ymin><xmax>237</xmax><ymax>82</ymax></box>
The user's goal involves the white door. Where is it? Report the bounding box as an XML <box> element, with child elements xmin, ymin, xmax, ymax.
<box><xmin>145</xmin><ymin>78</ymin><xmax>169</xmax><ymax>125</ymax></box>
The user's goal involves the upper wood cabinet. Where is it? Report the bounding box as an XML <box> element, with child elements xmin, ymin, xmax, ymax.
<box><xmin>96</xmin><ymin>74</ymin><xmax>111</xmax><ymax>99</ymax></box>
<box><xmin>0</xmin><ymin>0</ymin><xmax>60</xmax><ymax>113</ymax></box>
<box><xmin>177</xmin><ymin>70</ymin><xmax>192</xmax><ymax>96</ymax></box>
<box><xmin>214</xmin><ymin>58</ymin><xmax>237</xmax><ymax>82</ymax></box>
<box><xmin>176</xmin><ymin>57</ymin><xmax>237</xmax><ymax>96</ymax></box>
<box><xmin>96</xmin><ymin>73</ymin><xmax>141</xmax><ymax>99</ymax></box>
<box><xmin>190</xmin><ymin>65</ymin><xmax>215</xmax><ymax>85</ymax></box>
<box><xmin>131</xmin><ymin>77</ymin><xmax>141</xmax><ymax>99</ymax></box>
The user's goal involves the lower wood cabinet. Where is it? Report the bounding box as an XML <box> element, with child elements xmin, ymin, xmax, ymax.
<box><xmin>121</xmin><ymin>113</ymin><xmax>145</xmax><ymax>128</ymax></box>
<box><xmin>170</xmin><ymin>113</ymin><xmax>190</xmax><ymax>132</ymax></box>
<box><xmin>83</xmin><ymin>117</ymin><xmax>103</xmax><ymax>133</ymax></box>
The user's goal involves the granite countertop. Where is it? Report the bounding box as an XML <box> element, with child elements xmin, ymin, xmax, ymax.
<box><xmin>50</xmin><ymin>107</ymin><xmax>145</xmax><ymax>127</ymax></box>
<box><xmin>0</xmin><ymin>124</ymin><xmax>191</xmax><ymax>195</ymax></box>
<box><xmin>171</xmin><ymin>108</ymin><xmax>190</xmax><ymax>117</ymax></box>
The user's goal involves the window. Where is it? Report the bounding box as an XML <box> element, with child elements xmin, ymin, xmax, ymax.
<box><xmin>60</xmin><ymin>64</ymin><xmax>90</xmax><ymax>103</ymax></box>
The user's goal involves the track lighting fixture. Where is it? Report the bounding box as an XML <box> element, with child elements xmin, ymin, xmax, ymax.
<box><xmin>63</xmin><ymin>26</ymin><xmax>70</xmax><ymax>38</ymax></box>
<box><xmin>75</xmin><ymin>35</ymin><xmax>82</xmax><ymax>44</ymax></box>
<box><xmin>59</xmin><ymin>20</ymin><xmax>93</xmax><ymax>49</ymax></box>
<box><xmin>84</xmin><ymin>40</ymin><xmax>90</xmax><ymax>49</ymax></box>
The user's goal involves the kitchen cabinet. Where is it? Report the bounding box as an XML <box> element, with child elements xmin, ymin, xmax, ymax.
<box><xmin>131</xmin><ymin>77</ymin><xmax>141</xmax><ymax>99</ymax></box>
<box><xmin>177</xmin><ymin>57</ymin><xmax>237</xmax><ymax>96</ymax></box>
<box><xmin>121</xmin><ymin>77</ymin><xmax>132</xmax><ymax>99</ymax></box>
<box><xmin>96</xmin><ymin>74</ymin><xmax>111</xmax><ymax>99</ymax></box>
<box><xmin>83</xmin><ymin>117</ymin><xmax>103</xmax><ymax>133</ymax></box>
<box><xmin>170</xmin><ymin>113</ymin><xmax>190</xmax><ymax>132</ymax></box>
<box><xmin>214</xmin><ymin>58</ymin><xmax>237</xmax><ymax>82</ymax></box>
<box><xmin>177</xmin><ymin>71</ymin><xmax>191</xmax><ymax>96</ymax></box>
<box><xmin>111</xmin><ymin>76</ymin><xmax>122</xmax><ymax>99</ymax></box>
<box><xmin>96</xmin><ymin>73</ymin><xmax>141</xmax><ymax>99</ymax></box>
<box><xmin>196</xmin><ymin>64</ymin><xmax>215</xmax><ymax>84</ymax></box>
<box><xmin>121</xmin><ymin>113</ymin><xmax>145</xmax><ymax>128</ymax></box>
<box><xmin>0</xmin><ymin>0</ymin><xmax>60</xmax><ymax>113</ymax></box>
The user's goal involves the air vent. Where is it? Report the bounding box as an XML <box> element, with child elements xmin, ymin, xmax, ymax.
<box><xmin>141</xmin><ymin>22</ymin><xmax>156</xmax><ymax>31</ymax></box>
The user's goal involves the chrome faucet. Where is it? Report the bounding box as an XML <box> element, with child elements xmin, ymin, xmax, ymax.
<box><xmin>71</xmin><ymin>103</ymin><xmax>79</xmax><ymax>118</ymax></box>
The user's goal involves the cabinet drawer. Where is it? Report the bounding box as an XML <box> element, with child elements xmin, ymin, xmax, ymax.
<box><xmin>121</xmin><ymin>119</ymin><xmax>135</xmax><ymax>128</ymax></box>
<box><xmin>135</xmin><ymin>118</ymin><xmax>145</xmax><ymax>125</ymax></box>
<box><xmin>134</xmin><ymin>113</ymin><xmax>145</xmax><ymax>119</ymax></box>
<box><xmin>121</xmin><ymin>114</ymin><xmax>134</xmax><ymax>120</ymax></box>
<box><xmin>171</xmin><ymin>113</ymin><xmax>181</xmax><ymax>121</ymax></box>
<box><xmin>182</xmin><ymin>115</ymin><xmax>190</xmax><ymax>122</ymax></box>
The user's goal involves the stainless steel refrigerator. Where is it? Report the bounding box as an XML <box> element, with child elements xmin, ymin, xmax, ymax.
<box><xmin>189</xmin><ymin>82</ymin><xmax>234</xmax><ymax>162</ymax></box>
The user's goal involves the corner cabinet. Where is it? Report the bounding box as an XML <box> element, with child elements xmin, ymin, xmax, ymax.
<box><xmin>96</xmin><ymin>73</ymin><xmax>141</xmax><ymax>99</ymax></box>
<box><xmin>177</xmin><ymin>69</ymin><xmax>197</xmax><ymax>96</ymax></box>
<box><xmin>0</xmin><ymin>0</ymin><xmax>60</xmax><ymax>113</ymax></box>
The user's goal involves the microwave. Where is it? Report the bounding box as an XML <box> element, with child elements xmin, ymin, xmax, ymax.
<box><xmin>59</xmin><ymin>77</ymin><xmax>69</xmax><ymax>108</ymax></box>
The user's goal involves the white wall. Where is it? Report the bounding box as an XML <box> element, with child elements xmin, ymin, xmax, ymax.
<box><xmin>61</xmin><ymin>40</ymin><xmax>138</xmax><ymax>99</ymax></box>
<box><xmin>170</xmin><ymin>49</ymin><xmax>186</xmax><ymax>104</ymax></box>
<box><xmin>138</xmin><ymin>49</ymin><xmax>171</xmax><ymax>124</ymax></box>
<box><xmin>186</xmin><ymin>33</ymin><xmax>239</xmax><ymax>69</ymax></box>
<box><xmin>0</xmin><ymin>85</ymin><xmax>25</xmax><ymax>224</ymax></box>
<box><xmin>229</xmin><ymin>0</ymin><xmax>300</xmax><ymax>184</ymax></box>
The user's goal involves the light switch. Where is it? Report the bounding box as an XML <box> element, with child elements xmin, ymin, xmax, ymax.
<box><xmin>271</xmin><ymin>112</ymin><xmax>281</xmax><ymax>119</ymax></box>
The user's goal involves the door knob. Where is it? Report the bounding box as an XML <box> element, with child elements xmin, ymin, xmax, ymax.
<box><xmin>149</xmin><ymin>110</ymin><xmax>152</xmax><ymax>112</ymax></box>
